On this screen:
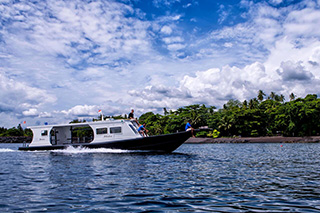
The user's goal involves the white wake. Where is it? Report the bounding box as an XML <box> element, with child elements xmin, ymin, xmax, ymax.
<box><xmin>0</xmin><ymin>148</ymin><xmax>16</xmax><ymax>152</ymax></box>
<box><xmin>50</xmin><ymin>146</ymin><xmax>130</xmax><ymax>154</ymax></box>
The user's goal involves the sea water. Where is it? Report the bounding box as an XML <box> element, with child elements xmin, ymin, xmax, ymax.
<box><xmin>1</xmin><ymin>143</ymin><xmax>320</xmax><ymax>212</ymax></box>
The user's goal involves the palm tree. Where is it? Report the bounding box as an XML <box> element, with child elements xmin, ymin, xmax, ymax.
<box><xmin>163</xmin><ymin>108</ymin><xmax>168</xmax><ymax>115</ymax></box>
<box><xmin>249</xmin><ymin>98</ymin><xmax>259</xmax><ymax>109</ymax></box>
<box><xmin>289</xmin><ymin>93</ymin><xmax>295</xmax><ymax>101</ymax></box>
<box><xmin>257</xmin><ymin>90</ymin><xmax>266</xmax><ymax>102</ymax></box>
<box><xmin>242</xmin><ymin>100</ymin><xmax>248</xmax><ymax>109</ymax></box>
<box><xmin>269</xmin><ymin>92</ymin><xmax>276</xmax><ymax>100</ymax></box>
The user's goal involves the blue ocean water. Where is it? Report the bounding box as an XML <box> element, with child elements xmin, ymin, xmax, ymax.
<box><xmin>1</xmin><ymin>143</ymin><xmax>320</xmax><ymax>212</ymax></box>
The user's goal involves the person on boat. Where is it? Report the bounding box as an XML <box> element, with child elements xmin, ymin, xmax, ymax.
<box><xmin>128</xmin><ymin>109</ymin><xmax>134</xmax><ymax>119</ymax></box>
<box><xmin>138</xmin><ymin>123</ymin><xmax>148</xmax><ymax>137</ymax></box>
<box><xmin>185</xmin><ymin>120</ymin><xmax>195</xmax><ymax>137</ymax></box>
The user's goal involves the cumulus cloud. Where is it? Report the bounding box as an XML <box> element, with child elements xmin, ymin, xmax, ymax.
<box><xmin>1</xmin><ymin>0</ymin><xmax>320</xmax><ymax>127</ymax></box>
<box><xmin>128</xmin><ymin>54</ymin><xmax>320</xmax><ymax>109</ymax></box>
<box><xmin>22</xmin><ymin>108</ymin><xmax>39</xmax><ymax>117</ymax></box>
<box><xmin>61</xmin><ymin>105</ymin><xmax>99</xmax><ymax>117</ymax></box>
<box><xmin>308</xmin><ymin>47</ymin><xmax>320</xmax><ymax>66</ymax></box>
<box><xmin>160</xmin><ymin>26</ymin><xmax>173</xmax><ymax>35</ymax></box>
<box><xmin>39</xmin><ymin>112</ymin><xmax>53</xmax><ymax>118</ymax></box>
<box><xmin>0</xmin><ymin>71</ymin><xmax>56</xmax><ymax>114</ymax></box>
<box><xmin>129</xmin><ymin>85</ymin><xmax>192</xmax><ymax>100</ymax></box>
<box><xmin>277</xmin><ymin>61</ymin><xmax>314</xmax><ymax>81</ymax></box>
<box><xmin>128</xmin><ymin>63</ymin><xmax>267</xmax><ymax>108</ymax></box>
<box><xmin>128</xmin><ymin>20</ymin><xmax>320</xmax><ymax>109</ymax></box>
<box><xmin>128</xmin><ymin>85</ymin><xmax>193</xmax><ymax>111</ymax></box>
<box><xmin>178</xmin><ymin>62</ymin><xmax>270</xmax><ymax>105</ymax></box>
<box><xmin>58</xmin><ymin>102</ymin><xmax>124</xmax><ymax>120</ymax></box>
<box><xmin>284</xmin><ymin>7</ymin><xmax>320</xmax><ymax>39</ymax></box>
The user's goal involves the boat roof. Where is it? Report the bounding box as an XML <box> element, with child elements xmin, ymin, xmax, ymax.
<box><xmin>28</xmin><ymin>119</ymin><xmax>132</xmax><ymax>129</ymax></box>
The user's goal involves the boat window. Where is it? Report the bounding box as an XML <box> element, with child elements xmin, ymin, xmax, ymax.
<box><xmin>71</xmin><ymin>126</ymin><xmax>94</xmax><ymax>143</ymax></box>
<box><xmin>96</xmin><ymin>128</ymin><xmax>108</xmax><ymax>134</ymax></box>
<box><xmin>110</xmin><ymin>127</ymin><xmax>121</xmax><ymax>134</ymax></box>
<box><xmin>41</xmin><ymin>130</ymin><xmax>48</xmax><ymax>136</ymax></box>
<box><xmin>129</xmin><ymin>124</ymin><xmax>138</xmax><ymax>134</ymax></box>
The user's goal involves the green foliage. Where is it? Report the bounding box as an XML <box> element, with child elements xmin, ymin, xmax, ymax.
<box><xmin>207</xmin><ymin>129</ymin><xmax>220</xmax><ymax>138</ymax></box>
<box><xmin>70</xmin><ymin>119</ymin><xmax>86</xmax><ymax>123</ymax></box>
<box><xmin>0</xmin><ymin>124</ymin><xmax>33</xmax><ymax>137</ymax></box>
<box><xmin>2</xmin><ymin>127</ymin><xmax>23</xmax><ymax>136</ymax></box>
<box><xmin>138</xmin><ymin>104</ymin><xmax>216</xmax><ymax>135</ymax></box>
<box><xmin>0</xmin><ymin>125</ymin><xmax>24</xmax><ymax>136</ymax></box>
<box><xmin>24</xmin><ymin>128</ymin><xmax>33</xmax><ymax>137</ymax></box>
<box><xmin>0</xmin><ymin>127</ymin><xmax>7</xmax><ymax>135</ymax></box>
<box><xmin>196</xmin><ymin>131</ymin><xmax>208</xmax><ymax>137</ymax></box>
<box><xmin>137</xmin><ymin>92</ymin><xmax>320</xmax><ymax>137</ymax></box>
<box><xmin>212</xmin><ymin>129</ymin><xmax>220</xmax><ymax>138</ymax></box>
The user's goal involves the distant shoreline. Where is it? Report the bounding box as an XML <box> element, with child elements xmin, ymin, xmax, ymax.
<box><xmin>0</xmin><ymin>136</ymin><xmax>32</xmax><ymax>143</ymax></box>
<box><xmin>186</xmin><ymin>136</ymin><xmax>320</xmax><ymax>144</ymax></box>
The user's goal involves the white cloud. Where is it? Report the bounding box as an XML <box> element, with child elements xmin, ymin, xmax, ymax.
<box><xmin>128</xmin><ymin>85</ymin><xmax>192</xmax><ymax>110</ymax></box>
<box><xmin>22</xmin><ymin>108</ymin><xmax>39</xmax><ymax>117</ymax></box>
<box><xmin>284</xmin><ymin>7</ymin><xmax>320</xmax><ymax>38</ymax></box>
<box><xmin>1</xmin><ymin>0</ymin><xmax>320</xmax><ymax>127</ymax></box>
<box><xmin>160</xmin><ymin>25</ymin><xmax>173</xmax><ymax>35</ymax></box>
<box><xmin>183</xmin><ymin>3</ymin><xmax>192</xmax><ymax>8</ymax></box>
<box><xmin>277</xmin><ymin>61</ymin><xmax>314</xmax><ymax>81</ymax></box>
<box><xmin>163</xmin><ymin>36</ymin><xmax>184</xmax><ymax>44</ymax></box>
<box><xmin>1</xmin><ymin>0</ymin><xmax>153</xmax><ymax>68</ymax></box>
<box><xmin>128</xmin><ymin>31</ymin><xmax>320</xmax><ymax>109</ymax></box>
<box><xmin>269</xmin><ymin>0</ymin><xmax>283</xmax><ymax>5</ymax></box>
<box><xmin>0</xmin><ymin>70</ymin><xmax>56</xmax><ymax>114</ymax></box>
<box><xmin>179</xmin><ymin>62</ymin><xmax>270</xmax><ymax>104</ymax></box>
<box><xmin>39</xmin><ymin>112</ymin><xmax>53</xmax><ymax>118</ymax></box>
<box><xmin>61</xmin><ymin>105</ymin><xmax>99</xmax><ymax>117</ymax></box>
<box><xmin>59</xmin><ymin>102</ymin><xmax>124</xmax><ymax>120</ymax></box>
<box><xmin>224</xmin><ymin>42</ymin><xmax>233</xmax><ymax>48</ymax></box>
<box><xmin>309</xmin><ymin>46</ymin><xmax>320</xmax><ymax>66</ymax></box>
<box><xmin>167</xmin><ymin>43</ymin><xmax>186</xmax><ymax>51</ymax></box>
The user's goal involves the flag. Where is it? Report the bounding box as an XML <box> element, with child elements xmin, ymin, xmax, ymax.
<box><xmin>23</xmin><ymin>121</ymin><xmax>26</xmax><ymax>124</ymax></box>
<box><xmin>98</xmin><ymin>109</ymin><xmax>102</xmax><ymax>113</ymax></box>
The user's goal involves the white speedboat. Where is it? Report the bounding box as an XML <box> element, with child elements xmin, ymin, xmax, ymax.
<box><xmin>18</xmin><ymin>119</ymin><xmax>191</xmax><ymax>153</ymax></box>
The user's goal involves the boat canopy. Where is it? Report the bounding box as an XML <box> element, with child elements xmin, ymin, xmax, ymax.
<box><xmin>28</xmin><ymin>120</ymin><xmax>141</xmax><ymax>147</ymax></box>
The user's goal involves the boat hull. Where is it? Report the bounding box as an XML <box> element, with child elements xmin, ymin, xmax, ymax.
<box><xmin>18</xmin><ymin>131</ymin><xmax>191</xmax><ymax>153</ymax></box>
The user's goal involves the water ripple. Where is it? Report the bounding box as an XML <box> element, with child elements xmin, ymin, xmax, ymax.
<box><xmin>1</xmin><ymin>143</ymin><xmax>320</xmax><ymax>212</ymax></box>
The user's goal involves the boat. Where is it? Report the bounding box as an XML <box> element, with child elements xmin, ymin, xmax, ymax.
<box><xmin>18</xmin><ymin>119</ymin><xmax>192</xmax><ymax>153</ymax></box>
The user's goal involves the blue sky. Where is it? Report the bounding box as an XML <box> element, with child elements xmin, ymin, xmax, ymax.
<box><xmin>1</xmin><ymin>0</ymin><xmax>320</xmax><ymax>127</ymax></box>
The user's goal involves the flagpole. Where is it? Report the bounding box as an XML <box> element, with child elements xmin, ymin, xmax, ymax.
<box><xmin>99</xmin><ymin>110</ymin><xmax>103</xmax><ymax>121</ymax></box>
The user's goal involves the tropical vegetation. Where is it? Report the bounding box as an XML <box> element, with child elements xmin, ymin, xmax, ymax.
<box><xmin>138</xmin><ymin>92</ymin><xmax>320</xmax><ymax>137</ymax></box>
<box><xmin>0</xmin><ymin>124</ymin><xmax>32</xmax><ymax>137</ymax></box>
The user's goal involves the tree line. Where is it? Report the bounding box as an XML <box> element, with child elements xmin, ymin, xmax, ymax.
<box><xmin>1</xmin><ymin>91</ymin><xmax>320</xmax><ymax>137</ymax></box>
<box><xmin>139</xmin><ymin>91</ymin><xmax>320</xmax><ymax>137</ymax></box>
<box><xmin>0</xmin><ymin>124</ymin><xmax>32</xmax><ymax>137</ymax></box>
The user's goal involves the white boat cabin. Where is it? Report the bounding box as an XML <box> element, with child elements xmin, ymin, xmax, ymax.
<box><xmin>28</xmin><ymin>119</ymin><xmax>142</xmax><ymax>147</ymax></box>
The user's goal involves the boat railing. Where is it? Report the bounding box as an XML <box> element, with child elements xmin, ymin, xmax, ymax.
<box><xmin>22</xmin><ymin>141</ymin><xmax>29</xmax><ymax>148</ymax></box>
<box><xmin>71</xmin><ymin>136</ymin><xmax>93</xmax><ymax>143</ymax></box>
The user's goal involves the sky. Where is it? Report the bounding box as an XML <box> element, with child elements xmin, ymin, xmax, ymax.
<box><xmin>1</xmin><ymin>0</ymin><xmax>320</xmax><ymax>128</ymax></box>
